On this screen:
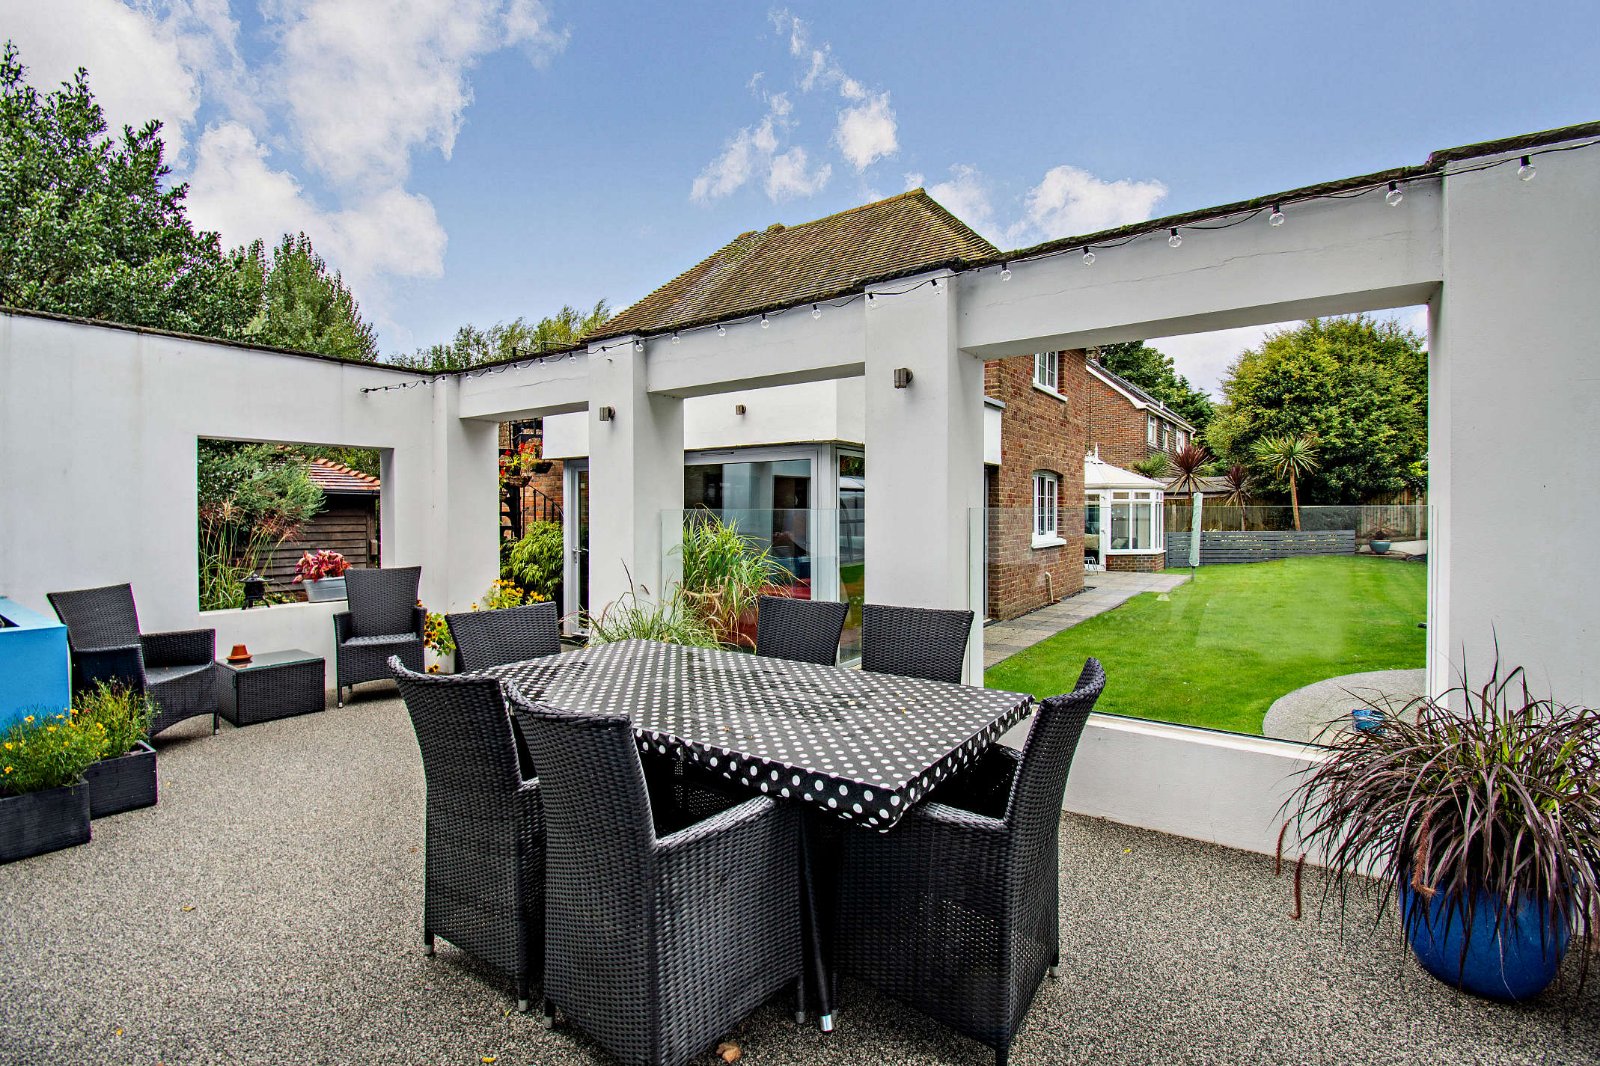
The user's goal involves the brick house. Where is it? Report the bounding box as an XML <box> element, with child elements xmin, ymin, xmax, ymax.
<box><xmin>1082</xmin><ymin>356</ymin><xmax>1197</xmax><ymax>471</ymax></box>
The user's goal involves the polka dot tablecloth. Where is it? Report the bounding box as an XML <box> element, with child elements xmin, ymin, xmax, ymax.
<box><xmin>481</xmin><ymin>639</ymin><xmax>1034</xmax><ymax>831</ymax></box>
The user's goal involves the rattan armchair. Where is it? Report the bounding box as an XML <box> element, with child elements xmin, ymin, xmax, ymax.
<box><xmin>754</xmin><ymin>595</ymin><xmax>848</xmax><ymax>665</ymax></box>
<box><xmin>835</xmin><ymin>658</ymin><xmax>1106</xmax><ymax>1066</ymax></box>
<box><xmin>391</xmin><ymin>658</ymin><xmax>543</xmax><ymax>1012</ymax></box>
<box><xmin>334</xmin><ymin>566</ymin><xmax>424</xmax><ymax>705</ymax></box>
<box><xmin>47</xmin><ymin>583</ymin><xmax>217</xmax><ymax>737</ymax></box>
<box><xmin>446</xmin><ymin>601</ymin><xmax>561</xmax><ymax>671</ymax></box>
<box><xmin>509</xmin><ymin>694</ymin><xmax>804</xmax><ymax>1066</ymax></box>
<box><xmin>860</xmin><ymin>603</ymin><xmax>974</xmax><ymax>684</ymax></box>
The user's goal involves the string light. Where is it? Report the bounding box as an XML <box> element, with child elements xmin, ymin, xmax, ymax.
<box><xmin>760</xmin><ymin>313</ymin><xmax>770</xmax><ymax>329</ymax></box>
<box><xmin>1518</xmin><ymin>156</ymin><xmax>1536</xmax><ymax>181</ymax></box>
<box><xmin>671</xmin><ymin>332</ymin><xmax>680</xmax><ymax>345</ymax></box>
<box><xmin>811</xmin><ymin>303</ymin><xmax>821</xmax><ymax>320</ymax></box>
<box><xmin>1385</xmin><ymin>182</ymin><xmax>1403</xmax><ymax>206</ymax></box>
<box><xmin>716</xmin><ymin>323</ymin><xmax>726</xmax><ymax>337</ymax></box>
<box><xmin>999</xmin><ymin>262</ymin><xmax>1012</xmax><ymax>281</ymax></box>
<box><xmin>1268</xmin><ymin>203</ymin><xmax>1286</xmax><ymax>226</ymax></box>
<box><xmin>1167</xmin><ymin>228</ymin><xmax>1182</xmax><ymax>248</ymax></box>
<box><xmin>633</xmin><ymin>338</ymin><xmax>644</xmax><ymax>352</ymax></box>
<box><xmin>1081</xmin><ymin>247</ymin><xmax>1096</xmax><ymax>266</ymax></box>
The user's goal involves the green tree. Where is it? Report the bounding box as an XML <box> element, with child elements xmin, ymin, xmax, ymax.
<box><xmin>1205</xmin><ymin>316</ymin><xmax>1427</xmax><ymax>505</ymax></box>
<box><xmin>241</xmin><ymin>233</ymin><xmax>378</xmax><ymax>361</ymax></box>
<box><xmin>1093</xmin><ymin>341</ymin><xmax>1215</xmax><ymax>431</ymax></box>
<box><xmin>1250</xmin><ymin>433</ymin><xmax>1318</xmax><ymax>530</ymax></box>
<box><xmin>0</xmin><ymin>43</ymin><xmax>260</xmax><ymax>337</ymax></box>
<box><xmin>393</xmin><ymin>300</ymin><xmax>612</xmax><ymax>371</ymax></box>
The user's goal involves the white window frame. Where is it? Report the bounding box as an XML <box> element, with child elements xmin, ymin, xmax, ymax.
<box><xmin>1177</xmin><ymin>428</ymin><xmax>1188</xmax><ymax>451</ymax></box>
<box><xmin>1032</xmin><ymin>351</ymin><xmax>1063</xmax><ymax>398</ymax></box>
<box><xmin>1106</xmin><ymin>489</ymin><xmax>1165</xmax><ymax>555</ymax></box>
<box><xmin>1147</xmin><ymin>414</ymin><xmax>1159</xmax><ymax>446</ymax></box>
<box><xmin>1032</xmin><ymin>471</ymin><xmax>1063</xmax><ymax>547</ymax></box>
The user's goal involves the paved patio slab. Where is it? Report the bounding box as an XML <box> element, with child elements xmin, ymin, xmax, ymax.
<box><xmin>2</xmin><ymin>690</ymin><xmax>1596</xmax><ymax>1065</ymax></box>
<box><xmin>984</xmin><ymin>571</ymin><xmax>1191</xmax><ymax>669</ymax></box>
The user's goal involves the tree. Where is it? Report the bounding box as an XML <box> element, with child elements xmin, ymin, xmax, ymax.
<box><xmin>240</xmin><ymin>233</ymin><xmax>378</xmax><ymax>361</ymax></box>
<box><xmin>393</xmin><ymin>300</ymin><xmax>612</xmax><ymax>371</ymax></box>
<box><xmin>1204</xmin><ymin>316</ymin><xmax>1427</xmax><ymax>505</ymax></box>
<box><xmin>1093</xmin><ymin>341</ymin><xmax>1215</xmax><ymax>431</ymax></box>
<box><xmin>1251</xmin><ymin>433</ymin><xmax>1319</xmax><ymax>530</ymax></box>
<box><xmin>1220</xmin><ymin>464</ymin><xmax>1252</xmax><ymax>530</ymax></box>
<box><xmin>1168</xmin><ymin>443</ymin><xmax>1209</xmax><ymax>497</ymax></box>
<box><xmin>0</xmin><ymin>43</ymin><xmax>260</xmax><ymax>337</ymax></box>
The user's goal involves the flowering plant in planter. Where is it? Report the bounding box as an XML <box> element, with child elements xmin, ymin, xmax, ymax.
<box><xmin>1</xmin><ymin>711</ymin><xmax>102</xmax><ymax>797</ymax></box>
<box><xmin>292</xmin><ymin>550</ymin><xmax>350</xmax><ymax>584</ymax></box>
<box><xmin>499</xmin><ymin>440</ymin><xmax>543</xmax><ymax>481</ymax></box>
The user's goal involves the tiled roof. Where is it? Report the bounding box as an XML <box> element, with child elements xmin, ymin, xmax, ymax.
<box><xmin>307</xmin><ymin>458</ymin><xmax>381</xmax><ymax>494</ymax></box>
<box><xmin>1086</xmin><ymin>360</ymin><xmax>1198</xmax><ymax>432</ymax></box>
<box><xmin>596</xmin><ymin>190</ymin><xmax>1000</xmax><ymax>339</ymax></box>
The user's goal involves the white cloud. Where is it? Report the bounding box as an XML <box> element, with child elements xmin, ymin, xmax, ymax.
<box><xmin>1011</xmin><ymin>165</ymin><xmax>1169</xmax><ymax>244</ymax></box>
<box><xmin>925</xmin><ymin>164</ymin><xmax>996</xmax><ymax>238</ymax></box>
<box><xmin>834</xmin><ymin>91</ymin><xmax>896</xmax><ymax>172</ymax></box>
<box><xmin>766</xmin><ymin>146</ymin><xmax>831</xmax><ymax>200</ymax></box>
<box><xmin>692</xmin><ymin>126</ymin><xmax>761</xmax><ymax>202</ymax></box>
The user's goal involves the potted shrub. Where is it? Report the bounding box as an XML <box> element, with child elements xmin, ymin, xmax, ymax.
<box><xmin>676</xmin><ymin>512</ymin><xmax>780</xmax><ymax>650</ymax></box>
<box><xmin>77</xmin><ymin>682</ymin><xmax>157</xmax><ymax>818</ymax></box>
<box><xmin>1369</xmin><ymin>527</ymin><xmax>1394</xmax><ymax>555</ymax></box>
<box><xmin>0</xmin><ymin>710</ymin><xmax>103</xmax><ymax>862</ymax></box>
<box><xmin>293</xmin><ymin>549</ymin><xmax>350</xmax><ymax>602</ymax></box>
<box><xmin>1286</xmin><ymin>657</ymin><xmax>1600</xmax><ymax>1001</ymax></box>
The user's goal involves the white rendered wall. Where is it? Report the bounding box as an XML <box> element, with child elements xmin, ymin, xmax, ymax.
<box><xmin>1430</xmin><ymin>142</ymin><xmax>1600</xmax><ymax>704</ymax></box>
<box><xmin>0</xmin><ymin>313</ymin><xmax>497</xmax><ymax>675</ymax></box>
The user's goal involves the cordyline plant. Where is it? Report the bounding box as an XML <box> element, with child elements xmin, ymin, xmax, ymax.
<box><xmin>1282</xmin><ymin>652</ymin><xmax>1600</xmax><ymax>990</ymax></box>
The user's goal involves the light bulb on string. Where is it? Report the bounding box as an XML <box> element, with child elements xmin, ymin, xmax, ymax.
<box><xmin>1385</xmin><ymin>182</ymin><xmax>1403</xmax><ymax>206</ymax></box>
<box><xmin>999</xmin><ymin>262</ymin><xmax>1012</xmax><ymax>281</ymax></box>
<box><xmin>716</xmin><ymin>323</ymin><xmax>726</xmax><ymax>337</ymax></box>
<box><xmin>1518</xmin><ymin>156</ymin><xmax>1536</xmax><ymax>181</ymax></box>
<box><xmin>1168</xmin><ymin>228</ymin><xmax>1182</xmax><ymax>248</ymax></box>
<box><xmin>1081</xmin><ymin>247</ymin><xmax>1096</xmax><ymax>266</ymax></box>
<box><xmin>671</xmin><ymin>332</ymin><xmax>680</xmax><ymax>345</ymax></box>
<box><xmin>1268</xmin><ymin>203</ymin><xmax>1286</xmax><ymax>227</ymax></box>
<box><xmin>811</xmin><ymin>304</ymin><xmax>821</xmax><ymax>320</ymax></box>
<box><xmin>760</xmin><ymin>313</ymin><xmax>769</xmax><ymax>329</ymax></box>
<box><xmin>633</xmin><ymin>339</ymin><xmax>644</xmax><ymax>352</ymax></box>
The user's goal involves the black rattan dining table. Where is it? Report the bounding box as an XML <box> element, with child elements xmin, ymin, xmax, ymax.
<box><xmin>478</xmin><ymin>637</ymin><xmax>1034</xmax><ymax>1029</ymax></box>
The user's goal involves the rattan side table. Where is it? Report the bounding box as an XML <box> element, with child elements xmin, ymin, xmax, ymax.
<box><xmin>218</xmin><ymin>649</ymin><xmax>326</xmax><ymax>726</ymax></box>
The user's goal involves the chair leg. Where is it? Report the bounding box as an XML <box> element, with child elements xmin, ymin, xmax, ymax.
<box><xmin>540</xmin><ymin>999</ymin><xmax>557</xmax><ymax>1029</ymax></box>
<box><xmin>516</xmin><ymin>976</ymin><xmax>530</xmax><ymax>1014</ymax></box>
<box><xmin>212</xmin><ymin>711</ymin><xmax>220</xmax><ymax>736</ymax></box>
<box><xmin>1049</xmin><ymin>948</ymin><xmax>1060</xmax><ymax>978</ymax></box>
<box><xmin>423</xmin><ymin>930</ymin><xmax>434</xmax><ymax>957</ymax></box>
<box><xmin>996</xmin><ymin>1039</ymin><xmax>1010</xmax><ymax>1066</ymax></box>
<box><xmin>792</xmin><ymin>976</ymin><xmax>806</xmax><ymax>1025</ymax></box>
<box><xmin>337</xmin><ymin>685</ymin><xmax>345</xmax><ymax>708</ymax></box>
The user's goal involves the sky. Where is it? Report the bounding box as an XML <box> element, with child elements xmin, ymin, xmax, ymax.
<box><xmin>3</xmin><ymin>1</ymin><xmax>1597</xmax><ymax>392</ymax></box>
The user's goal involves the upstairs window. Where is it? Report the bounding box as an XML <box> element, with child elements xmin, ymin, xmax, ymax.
<box><xmin>1033</xmin><ymin>471</ymin><xmax>1060</xmax><ymax>544</ymax></box>
<box><xmin>1177</xmin><ymin>428</ymin><xmax>1189</xmax><ymax>450</ymax></box>
<box><xmin>1147</xmin><ymin>415</ymin><xmax>1159</xmax><ymax>446</ymax></box>
<box><xmin>1033</xmin><ymin>351</ymin><xmax>1059</xmax><ymax>392</ymax></box>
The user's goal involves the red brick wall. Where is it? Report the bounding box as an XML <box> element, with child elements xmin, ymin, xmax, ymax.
<box><xmin>983</xmin><ymin>351</ymin><xmax>1088</xmax><ymax>620</ymax></box>
<box><xmin>1082</xmin><ymin>366</ymin><xmax>1191</xmax><ymax>472</ymax></box>
<box><xmin>1106</xmin><ymin>551</ymin><xmax>1167</xmax><ymax>572</ymax></box>
<box><xmin>498</xmin><ymin>422</ymin><xmax>565</xmax><ymax>541</ymax></box>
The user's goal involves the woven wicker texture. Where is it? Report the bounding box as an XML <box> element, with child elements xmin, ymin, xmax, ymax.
<box><xmin>754</xmin><ymin>596</ymin><xmax>848</xmax><ymax>665</ymax></box>
<box><xmin>510</xmin><ymin>694</ymin><xmax>803</xmax><ymax>1066</ymax></box>
<box><xmin>860</xmin><ymin>603</ymin><xmax>974</xmax><ymax>684</ymax></box>
<box><xmin>447</xmin><ymin>602</ymin><xmax>561</xmax><ymax>671</ymax></box>
<box><xmin>219</xmin><ymin>656</ymin><xmax>325</xmax><ymax>725</ymax></box>
<box><xmin>334</xmin><ymin>568</ymin><xmax>424</xmax><ymax>703</ymax></box>
<box><xmin>47</xmin><ymin>583</ymin><xmax>218</xmax><ymax>737</ymax></box>
<box><xmin>835</xmin><ymin>659</ymin><xmax>1105</xmax><ymax>1066</ymax></box>
<box><xmin>390</xmin><ymin>658</ymin><xmax>544</xmax><ymax>1011</ymax></box>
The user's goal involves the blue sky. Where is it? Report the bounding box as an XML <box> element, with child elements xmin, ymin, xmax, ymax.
<box><xmin>4</xmin><ymin>1</ymin><xmax>1597</xmax><ymax>389</ymax></box>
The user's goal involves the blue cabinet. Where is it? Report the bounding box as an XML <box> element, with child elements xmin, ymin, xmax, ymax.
<box><xmin>0</xmin><ymin>598</ymin><xmax>71</xmax><ymax>731</ymax></box>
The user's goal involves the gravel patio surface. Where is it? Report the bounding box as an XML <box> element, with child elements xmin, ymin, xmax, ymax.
<box><xmin>2</xmin><ymin>689</ymin><xmax>1597</xmax><ymax>1066</ymax></box>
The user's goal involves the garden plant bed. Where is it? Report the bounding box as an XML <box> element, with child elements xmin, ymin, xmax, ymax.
<box><xmin>83</xmin><ymin>741</ymin><xmax>157</xmax><ymax>818</ymax></box>
<box><xmin>986</xmin><ymin>555</ymin><xmax>1427</xmax><ymax>735</ymax></box>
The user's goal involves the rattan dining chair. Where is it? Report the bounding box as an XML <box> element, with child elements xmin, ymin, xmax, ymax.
<box><xmin>754</xmin><ymin>595</ymin><xmax>849</xmax><ymax>665</ymax></box>
<box><xmin>391</xmin><ymin>658</ymin><xmax>543</xmax><ymax>1012</ymax></box>
<box><xmin>47</xmin><ymin>583</ymin><xmax>218</xmax><ymax>737</ymax></box>
<box><xmin>446</xmin><ymin>601</ymin><xmax>561</xmax><ymax>671</ymax></box>
<box><xmin>834</xmin><ymin>658</ymin><xmax>1106</xmax><ymax>1066</ymax></box>
<box><xmin>509</xmin><ymin>693</ymin><xmax>804</xmax><ymax>1066</ymax></box>
<box><xmin>334</xmin><ymin>566</ymin><xmax>425</xmax><ymax>705</ymax></box>
<box><xmin>860</xmin><ymin>603</ymin><xmax>974</xmax><ymax>684</ymax></box>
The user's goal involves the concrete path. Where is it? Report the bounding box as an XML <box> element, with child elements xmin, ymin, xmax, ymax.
<box><xmin>983</xmin><ymin>570</ymin><xmax>1190</xmax><ymax>669</ymax></box>
<box><xmin>1262</xmin><ymin>667</ymin><xmax>1427</xmax><ymax>744</ymax></box>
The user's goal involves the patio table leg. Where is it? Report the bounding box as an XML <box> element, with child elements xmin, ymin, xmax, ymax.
<box><xmin>799</xmin><ymin>815</ymin><xmax>834</xmax><ymax>1032</ymax></box>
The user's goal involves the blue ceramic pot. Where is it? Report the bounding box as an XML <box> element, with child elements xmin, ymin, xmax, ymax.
<box><xmin>1400</xmin><ymin>883</ymin><xmax>1570</xmax><ymax>1001</ymax></box>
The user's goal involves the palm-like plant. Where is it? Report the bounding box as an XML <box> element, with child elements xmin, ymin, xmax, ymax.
<box><xmin>1251</xmin><ymin>433</ymin><xmax>1318</xmax><ymax>530</ymax></box>
<box><xmin>1221</xmin><ymin>463</ymin><xmax>1252</xmax><ymax>531</ymax></box>
<box><xmin>1131</xmin><ymin>452</ymin><xmax>1171</xmax><ymax>480</ymax></box>
<box><xmin>1168</xmin><ymin>443</ymin><xmax>1210</xmax><ymax>497</ymax></box>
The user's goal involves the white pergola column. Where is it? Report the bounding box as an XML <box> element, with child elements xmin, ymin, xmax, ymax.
<box><xmin>863</xmin><ymin>270</ymin><xmax>987</xmax><ymax>681</ymax></box>
<box><xmin>429</xmin><ymin>375</ymin><xmax>500</xmax><ymax>611</ymax></box>
<box><xmin>586</xmin><ymin>335</ymin><xmax>685</xmax><ymax>618</ymax></box>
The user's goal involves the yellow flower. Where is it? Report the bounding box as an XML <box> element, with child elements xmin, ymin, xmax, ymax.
<box><xmin>3</xmin><ymin>742</ymin><xmax>12</xmax><ymax>751</ymax></box>
<box><xmin>24</xmin><ymin>715</ymin><xmax>33</xmax><ymax>724</ymax></box>
<box><xmin>3</xmin><ymin>767</ymin><xmax>10</xmax><ymax>774</ymax></box>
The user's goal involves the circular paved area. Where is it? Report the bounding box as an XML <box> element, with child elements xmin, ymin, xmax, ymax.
<box><xmin>1263</xmin><ymin>668</ymin><xmax>1426</xmax><ymax>744</ymax></box>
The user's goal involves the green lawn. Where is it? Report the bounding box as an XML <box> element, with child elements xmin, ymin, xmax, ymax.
<box><xmin>984</xmin><ymin>555</ymin><xmax>1427</xmax><ymax>735</ymax></box>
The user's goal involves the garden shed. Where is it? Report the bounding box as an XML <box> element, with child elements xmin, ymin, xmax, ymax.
<box><xmin>263</xmin><ymin>459</ymin><xmax>381</xmax><ymax>595</ymax></box>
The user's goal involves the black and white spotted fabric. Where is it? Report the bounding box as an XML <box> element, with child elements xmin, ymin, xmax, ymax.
<box><xmin>480</xmin><ymin>638</ymin><xmax>1033</xmax><ymax>831</ymax></box>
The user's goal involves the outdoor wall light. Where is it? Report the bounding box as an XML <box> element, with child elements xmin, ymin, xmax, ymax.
<box><xmin>597</xmin><ymin>405</ymin><xmax>616</xmax><ymax>422</ymax></box>
<box><xmin>734</xmin><ymin>403</ymin><xmax>747</xmax><ymax>415</ymax></box>
<box><xmin>893</xmin><ymin>367</ymin><xmax>914</xmax><ymax>389</ymax></box>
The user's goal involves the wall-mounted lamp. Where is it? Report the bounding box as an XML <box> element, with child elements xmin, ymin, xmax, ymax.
<box><xmin>734</xmin><ymin>403</ymin><xmax>747</xmax><ymax>416</ymax></box>
<box><xmin>893</xmin><ymin>367</ymin><xmax>914</xmax><ymax>389</ymax></box>
<box><xmin>597</xmin><ymin>405</ymin><xmax>616</xmax><ymax>422</ymax></box>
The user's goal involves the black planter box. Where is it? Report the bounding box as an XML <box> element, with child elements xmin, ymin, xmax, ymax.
<box><xmin>0</xmin><ymin>783</ymin><xmax>91</xmax><ymax>863</ymax></box>
<box><xmin>83</xmin><ymin>741</ymin><xmax>157</xmax><ymax>818</ymax></box>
